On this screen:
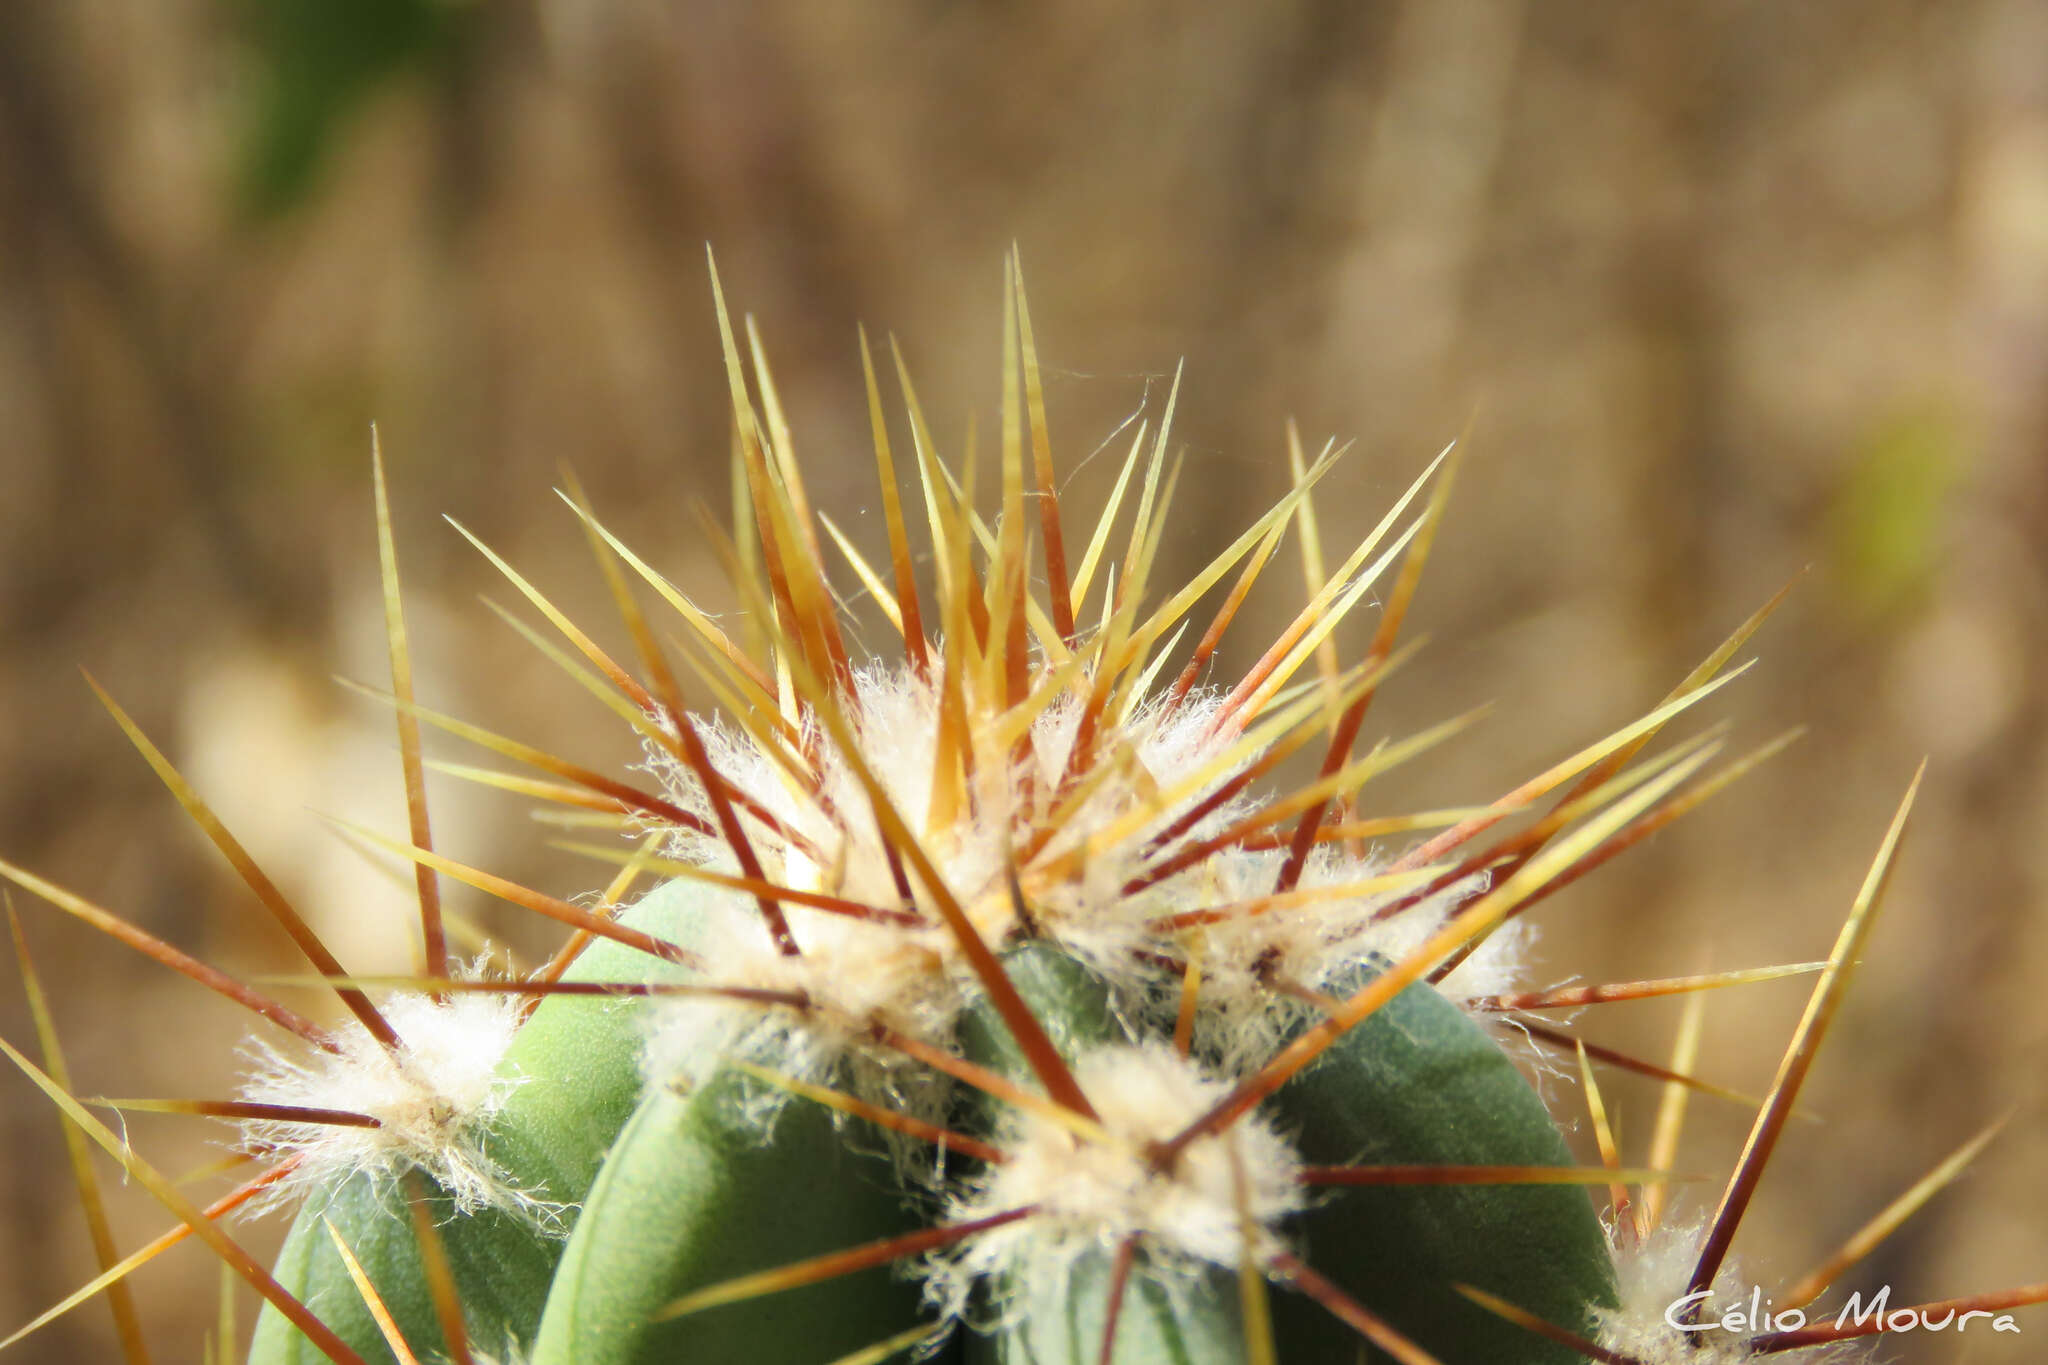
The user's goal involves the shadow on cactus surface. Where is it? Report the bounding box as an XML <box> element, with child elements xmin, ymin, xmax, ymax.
<box><xmin>2</xmin><ymin>254</ymin><xmax>2040</xmax><ymax>1365</ymax></box>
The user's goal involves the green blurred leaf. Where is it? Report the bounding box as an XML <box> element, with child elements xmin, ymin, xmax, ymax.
<box><xmin>1828</xmin><ymin>406</ymin><xmax>1964</xmax><ymax>618</ymax></box>
<box><xmin>232</xmin><ymin>0</ymin><xmax>461</xmax><ymax>217</ymax></box>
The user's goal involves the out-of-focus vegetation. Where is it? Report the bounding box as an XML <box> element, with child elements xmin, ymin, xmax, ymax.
<box><xmin>1</xmin><ymin>3</ymin><xmax>2043</xmax><ymax>1361</ymax></box>
<box><xmin>1829</xmin><ymin>406</ymin><xmax>1967</xmax><ymax>618</ymax></box>
<box><xmin>235</xmin><ymin>0</ymin><xmax>465</xmax><ymax>218</ymax></box>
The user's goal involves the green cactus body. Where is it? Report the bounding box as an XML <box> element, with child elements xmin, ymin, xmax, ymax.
<box><xmin>978</xmin><ymin>1249</ymin><xmax>1249</xmax><ymax>1365</ymax></box>
<box><xmin>249</xmin><ymin>1172</ymin><xmax>558</xmax><ymax>1365</ymax></box>
<box><xmin>1266</xmin><ymin>968</ymin><xmax>1618</xmax><ymax>1364</ymax></box>
<box><xmin>958</xmin><ymin>943</ymin><xmax>1615</xmax><ymax>1364</ymax></box>
<box><xmin>528</xmin><ymin>1061</ymin><xmax>929</xmax><ymax>1365</ymax></box>
<box><xmin>248</xmin><ymin>879</ymin><xmax>711</xmax><ymax>1363</ymax></box>
<box><xmin>957</xmin><ymin>944</ymin><xmax>1250</xmax><ymax>1365</ymax></box>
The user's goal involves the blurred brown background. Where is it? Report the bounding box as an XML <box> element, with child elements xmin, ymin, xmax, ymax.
<box><xmin>3</xmin><ymin>2</ymin><xmax>2045</xmax><ymax>1360</ymax></box>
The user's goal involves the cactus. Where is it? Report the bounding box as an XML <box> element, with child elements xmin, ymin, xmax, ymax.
<box><xmin>3</xmin><ymin>256</ymin><xmax>2040</xmax><ymax>1365</ymax></box>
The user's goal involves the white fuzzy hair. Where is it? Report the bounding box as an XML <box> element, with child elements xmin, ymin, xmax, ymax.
<box><xmin>929</xmin><ymin>1042</ymin><xmax>1304</xmax><ymax>1325</ymax></box>
<box><xmin>1597</xmin><ymin>1219</ymin><xmax>1881</xmax><ymax>1364</ymax></box>
<box><xmin>638</xmin><ymin>662</ymin><xmax>1529</xmax><ymax>1107</ymax></box>
<box><xmin>238</xmin><ymin>989</ymin><xmax>558</xmax><ymax>1223</ymax></box>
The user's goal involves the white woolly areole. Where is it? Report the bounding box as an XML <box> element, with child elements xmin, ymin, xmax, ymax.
<box><xmin>930</xmin><ymin>1043</ymin><xmax>1304</xmax><ymax>1321</ymax></box>
<box><xmin>653</xmin><ymin>668</ymin><xmax>1257</xmax><ymax>954</ymax></box>
<box><xmin>642</xmin><ymin>662</ymin><xmax>1525</xmax><ymax>1099</ymax></box>
<box><xmin>238</xmin><ymin>990</ymin><xmax>544</xmax><ymax>1220</ymax></box>
<box><xmin>1597</xmin><ymin>1220</ymin><xmax>1878</xmax><ymax>1364</ymax></box>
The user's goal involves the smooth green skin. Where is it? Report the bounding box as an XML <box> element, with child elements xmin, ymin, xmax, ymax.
<box><xmin>249</xmin><ymin>1171</ymin><xmax>558</xmax><ymax>1365</ymax></box>
<box><xmin>962</xmin><ymin>945</ymin><xmax>1617</xmax><ymax>1365</ymax></box>
<box><xmin>528</xmin><ymin>1066</ymin><xmax>928</xmax><ymax>1364</ymax></box>
<box><xmin>958</xmin><ymin>943</ymin><xmax>1248</xmax><ymax>1365</ymax></box>
<box><xmin>249</xmin><ymin>879</ymin><xmax>714</xmax><ymax>1365</ymax></box>
<box><xmin>1267</xmin><ymin>973</ymin><xmax>1619</xmax><ymax>1365</ymax></box>
<box><xmin>985</xmin><ymin>1247</ymin><xmax>1248</xmax><ymax>1365</ymax></box>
